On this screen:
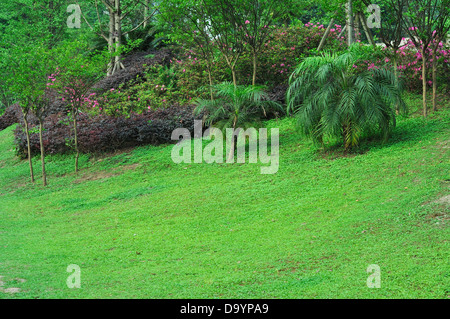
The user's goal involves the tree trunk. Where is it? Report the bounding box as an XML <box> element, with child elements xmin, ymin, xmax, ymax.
<box><xmin>207</xmin><ymin>67</ymin><xmax>214</xmax><ymax>101</ymax></box>
<box><xmin>354</xmin><ymin>13</ymin><xmax>360</xmax><ymax>42</ymax></box>
<box><xmin>346</xmin><ymin>0</ymin><xmax>354</xmax><ymax>46</ymax></box>
<box><xmin>393</xmin><ymin>57</ymin><xmax>399</xmax><ymax>114</ymax></box>
<box><xmin>231</xmin><ymin>67</ymin><xmax>237</xmax><ymax>89</ymax></box>
<box><xmin>422</xmin><ymin>47</ymin><xmax>427</xmax><ymax>118</ymax></box>
<box><xmin>113</xmin><ymin>0</ymin><xmax>124</xmax><ymax>75</ymax></box>
<box><xmin>107</xmin><ymin>7</ymin><xmax>115</xmax><ymax>76</ymax></box>
<box><xmin>23</xmin><ymin>111</ymin><xmax>34</xmax><ymax>183</ymax></box>
<box><xmin>342</xmin><ymin>123</ymin><xmax>350</xmax><ymax>153</ymax></box>
<box><xmin>38</xmin><ymin>119</ymin><xmax>47</xmax><ymax>186</ymax></box>
<box><xmin>252</xmin><ymin>52</ymin><xmax>257</xmax><ymax>86</ymax></box>
<box><xmin>432</xmin><ymin>47</ymin><xmax>437</xmax><ymax>112</ymax></box>
<box><xmin>143</xmin><ymin>0</ymin><xmax>149</xmax><ymax>28</ymax></box>
<box><xmin>317</xmin><ymin>18</ymin><xmax>335</xmax><ymax>52</ymax></box>
<box><xmin>359</xmin><ymin>13</ymin><xmax>376</xmax><ymax>47</ymax></box>
<box><xmin>73</xmin><ymin>114</ymin><xmax>79</xmax><ymax>173</ymax></box>
<box><xmin>227</xmin><ymin>117</ymin><xmax>238</xmax><ymax>162</ymax></box>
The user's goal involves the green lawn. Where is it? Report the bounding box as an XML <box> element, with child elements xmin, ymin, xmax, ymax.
<box><xmin>0</xmin><ymin>96</ymin><xmax>449</xmax><ymax>299</ymax></box>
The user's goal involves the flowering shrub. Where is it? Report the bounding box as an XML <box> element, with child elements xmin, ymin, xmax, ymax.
<box><xmin>394</xmin><ymin>39</ymin><xmax>450</xmax><ymax>92</ymax></box>
<box><xmin>165</xmin><ymin>22</ymin><xmax>347</xmax><ymax>101</ymax></box>
<box><xmin>236</xmin><ymin>22</ymin><xmax>346</xmax><ymax>86</ymax></box>
<box><xmin>95</xmin><ymin>64</ymin><xmax>188</xmax><ymax>116</ymax></box>
<box><xmin>336</xmin><ymin>39</ymin><xmax>450</xmax><ymax>93</ymax></box>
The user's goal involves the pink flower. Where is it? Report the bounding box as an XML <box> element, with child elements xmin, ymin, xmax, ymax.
<box><xmin>245</xmin><ymin>20</ymin><xmax>250</xmax><ymax>24</ymax></box>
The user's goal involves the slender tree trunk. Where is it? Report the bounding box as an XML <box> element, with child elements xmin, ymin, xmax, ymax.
<box><xmin>231</xmin><ymin>68</ymin><xmax>237</xmax><ymax>88</ymax></box>
<box><xmin>432</xmin><ymin>47</ymin><xmax>437</xmax><ymax>112</ymax></box>
<box><xmin>393</xmin><ymin>57</ymin><xmax>399</xmax><ymax>114</ymax></box>
<box><xmin>38</xmin><ymin>119</ymin><xmax>47</xmax><ymax>186</ymax></box>
<box><xmin>204</xmin><ymin>57</ymin><xmax>214</xmax><ymax>101</ymax></box>
<box><xmin>346</xmin><ymin>0</ymin><xmax>354</xmax><ymax>46</ymax></box>
<box><xmin>338</xmin><ymin>25</ymin><xmax>347</xmax><ymax>39</ymax></box>
<box><xmin>359</xmin><ymin>13</ymin><xmax>376</xmax><ymax>47</ymax></box>
<box><xmin>227</xmin><ymin>117</ymin><xmax>238</xmax><ymax>162</ymax></box>
<box><xmin>354</xmin><ymin>13</ymin><xmax>360</xmax><ymax>42</ymax></box>
<box><xmin>143</xmin><ymin>0</ymin><xmax>149</xmax><ymax>28</ymax></box>
<box><xmin>207</xmin><ymin>68</ymin><xmax>214</xmax><ymax>101</ymax></box>
<box><xmin>107</xmin><ymin>7</ymin><xmax>115</xmax><ymax>76</ymax></box>
<box><xmin>73</xmin><ymin>114</ymin><xmax>79</xmax><ymax>173</ymax></box>
<box><xmin>252</xmin><ymin>52</ymin><xmax>257</xmax><ymax>86</ymax></box>
<box><xmin>422</xmin><ymin>47</ymin><xmax>427</xmax><ymax>118</ymax></box>
<box><xmin>317</xmin><ymin>18</ymin><xmax>335</xmax><ymax>52</ymax></box>
<box><xmin>23</xmin><ymin>112</ymin><xmax>34</xmax><ymax>183</ymax></box>
<box><xmin>114</xmin><ymin>0</ymin><xmax>123</xmax><ymax>75</ymax></box>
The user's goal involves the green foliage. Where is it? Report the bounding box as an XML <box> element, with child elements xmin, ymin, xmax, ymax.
<box><xmin>194</xmin><ymin>82</ymin><xmax>283</xmax><ymax>130</ymax></box>
<box><xmin>98</xmin><ymin>64</ymin><xmax>184</xmax><ymax>116</ymax></box>
<box><xmin>5</xmin><ymin>43</ymin><xmax>56</xmax><ymax>117</ymax></box>
<box><xmin>287</xmin><ymin>46</ymin><xmax>407</xmax><ymax>151</ymax></box>
<box><xmin>53</xmin><ymin>39</ymin><xmax>108</xmax><ymax>113</ymax></box>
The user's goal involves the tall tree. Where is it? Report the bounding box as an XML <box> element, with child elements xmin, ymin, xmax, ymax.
<box><xmin>225</xmin><ymin>0</ymin><xmax>290</xmax><ymax>86</ymax></box>
<box><xmin>53</xmin><ymin>41</ymin><xmax>107</xmax><ymax>173</ymax></box>
<box><xmin>376</xmin><ymin>0</ymin><xmax>409</xmax><ymax>113</ymax></box>
<box><xmin>6</xmin><ymin>44</ymin><xmax>55</xmax><ymax>186</ymax></box>
<box><xmin>76</xmin><ymin>0</ymin><xmax>158</xmax><ymax>76</ymax></box>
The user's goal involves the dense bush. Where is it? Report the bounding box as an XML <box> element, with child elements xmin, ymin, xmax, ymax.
<box><xmin>0</xmin><ymin>90</ymin><xmax>68</xmax><ymax>131</ymax></box>
<box><xmin>14</xmin><ymin>104</ymin><xmax>201</xmax><ymax>158</ymax></box>
<box><xmin>175</xmin><ymin>22</ymin><xmax>346</xmax><ymax>91</ymax></box>
<box><xmin>395</xmin><ymin>40</ymin><xmax>450</xmax><ymax>92</ymax></box>
<box><xmin>350</xmin><ymin>40</ymin><xmax>450</xmax><ymax>93</ymax></box>
<box><xmin>0</xmin><ymin>103</ymin><xmax>21</xmax><ymax>131</ymax></box>
<box><xmin>92</xmin><ymin>22</ymin><xmax>345</xmax><ymax>117</ymax></box>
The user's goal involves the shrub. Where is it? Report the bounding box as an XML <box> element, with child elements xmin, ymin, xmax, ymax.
<box><xmin>287</xmin><ymin>47</ymin><xmax>406</xmax><ymax>151</ymax></box>
<box><xmin>14</xmin><ymin>104</ymin><xmax>201</xmax><ymax>158</ymax></box>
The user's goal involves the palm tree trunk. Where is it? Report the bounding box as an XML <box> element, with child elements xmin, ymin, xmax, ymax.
<box><xmin>342</xmin><ymin>123</ymin><xmax>350</xmax><ymax>153</ymax></box>
<box><xmin>38</xmin><ymin>119</ymin><xmax>47</xmax><ymax>186</ymax></box>
<box><xmin>23</xmin><ymin>111</ymin><xmax>34</xmax><ymax>183</ymax></box>
<box><xmin>227</xmin><ymin>116</ymin><xmax>238</xmax><ymax>162</ymax></box>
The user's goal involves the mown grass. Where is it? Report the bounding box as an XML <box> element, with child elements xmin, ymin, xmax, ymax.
<box><xmin>0</xmin><ymin>93</ymin><xmax>449</xmax><ymax>299</ymax></box>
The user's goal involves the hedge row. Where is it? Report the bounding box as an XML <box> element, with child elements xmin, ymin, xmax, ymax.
<box><xmin>14</xmin><ymin>104</ymin><xmax>201</xmax><ymax>158</ymax></box>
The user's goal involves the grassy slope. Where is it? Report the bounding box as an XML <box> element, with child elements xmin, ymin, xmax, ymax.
<box><xmin>0</xmin><ymin>97</ymin><xmax>449</xmax><ymax>299</ymax></box>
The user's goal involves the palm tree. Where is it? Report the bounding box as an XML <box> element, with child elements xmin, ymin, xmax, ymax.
<box><xmin>286</xmin><ymin>48</ymin><xmax>406</xmax><ymax>152</ymax></box>
<box><xmin>194</xmin><ymin>82</ymin><xmax>283</xmax><ymax>161</ymax></box>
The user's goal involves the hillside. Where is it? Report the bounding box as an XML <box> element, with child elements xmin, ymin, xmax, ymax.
<box><xmin>0</xmin><ymin>96</ymin><xmax>449</xmax><ymax>299</ymax></box>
